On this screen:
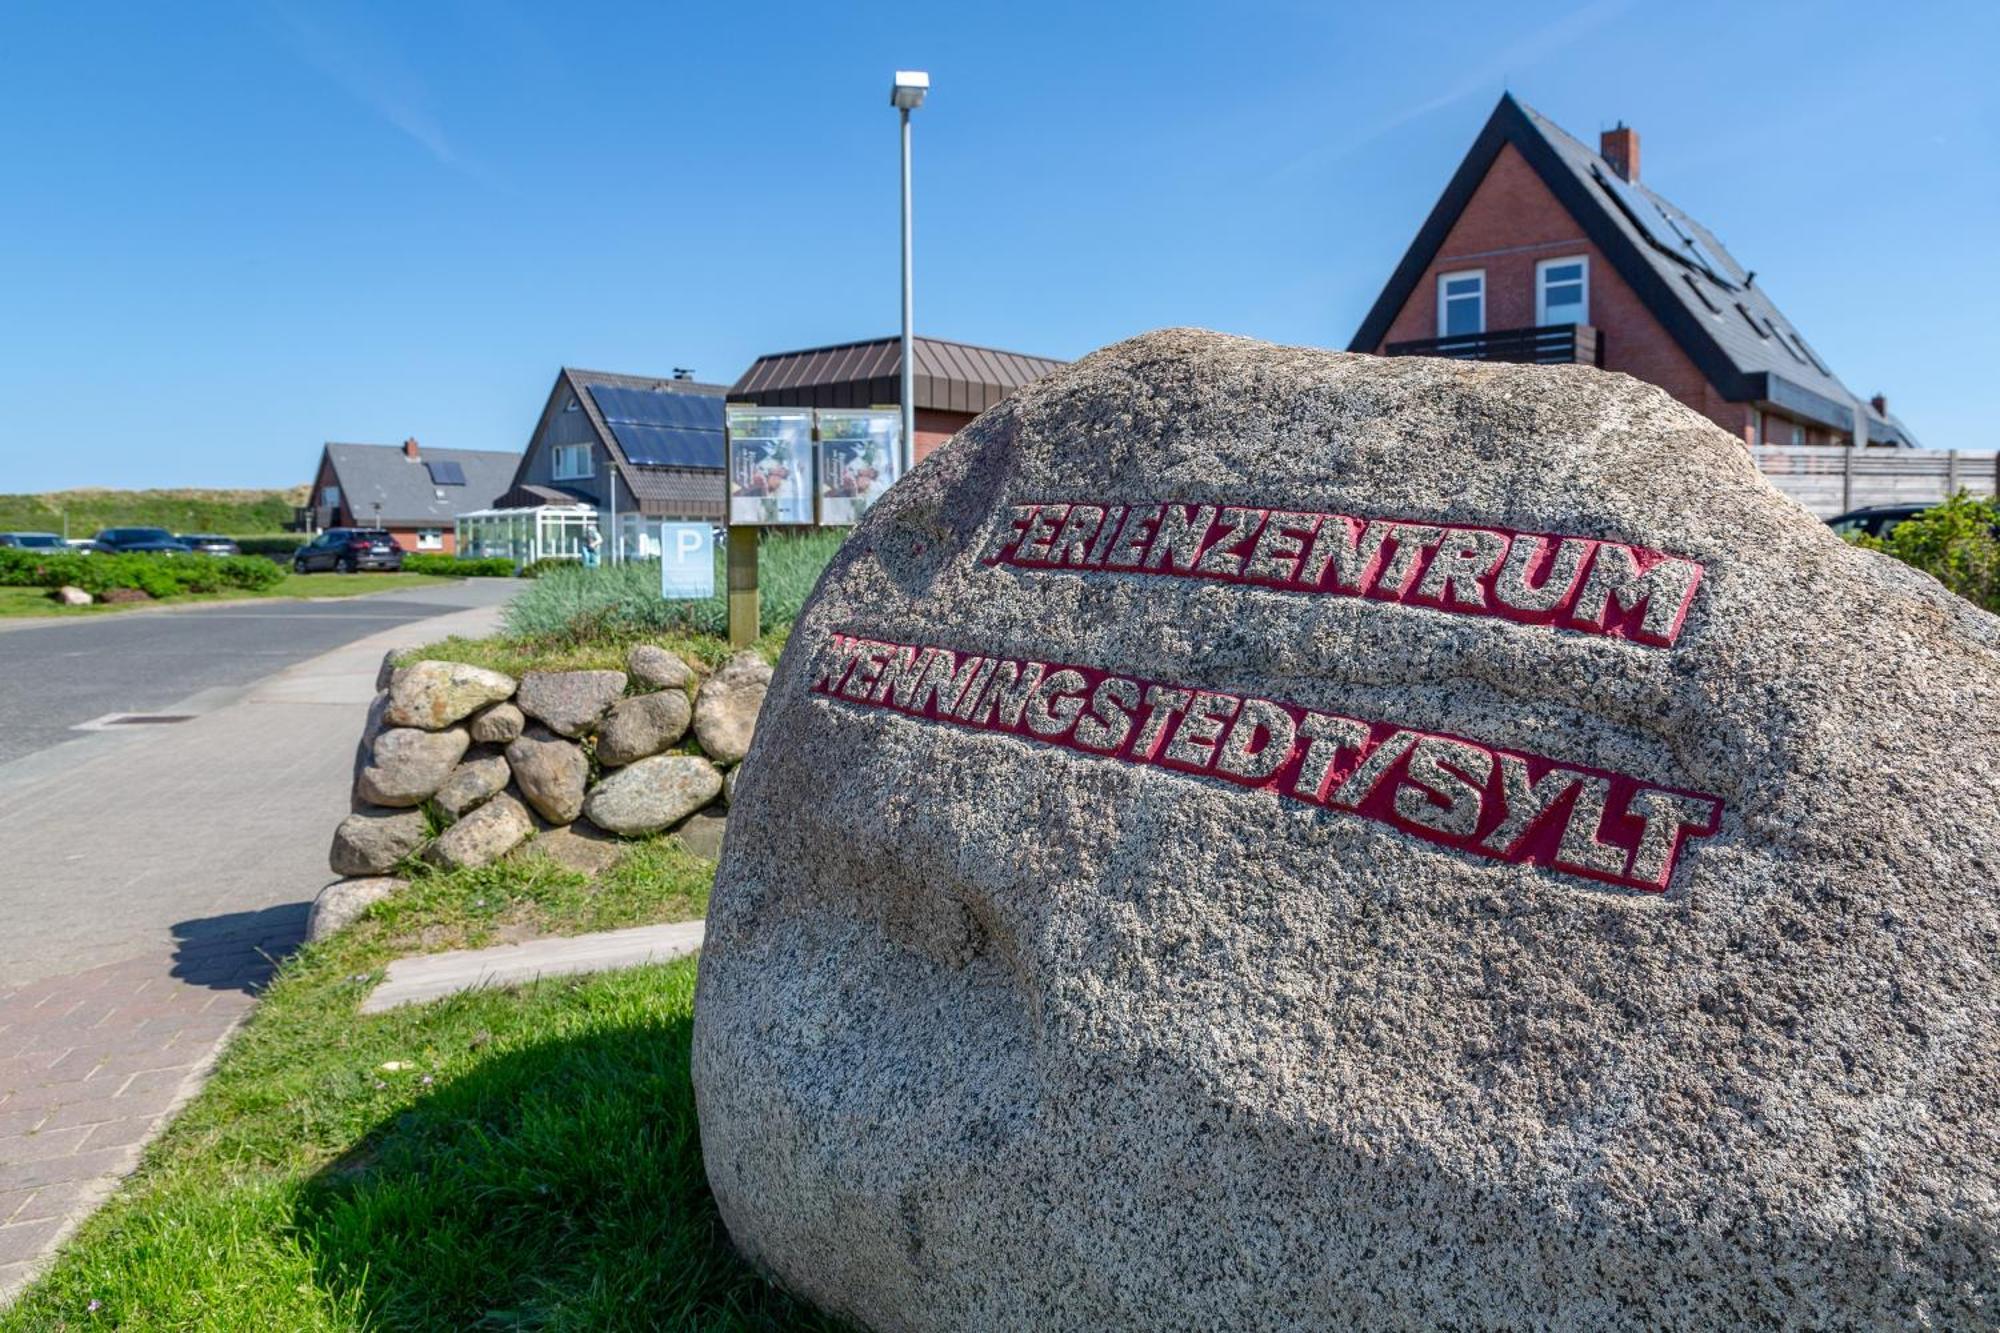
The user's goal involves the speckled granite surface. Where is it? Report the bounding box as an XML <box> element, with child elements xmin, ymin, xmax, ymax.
<box><xmin>693</xmin><ymin>330</ymin><xmax>2000</xmax><ymax>1331</ymax></box>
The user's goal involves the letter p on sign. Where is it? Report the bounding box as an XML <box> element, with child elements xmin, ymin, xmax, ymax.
<box><xmin>660</xmin><ymin>522</ymin><xmax>716</xmax><ymax>601</ymax></box>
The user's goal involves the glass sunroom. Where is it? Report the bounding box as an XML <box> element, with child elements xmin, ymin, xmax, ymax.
<box><xmin>454</xmin><ymin>504</ymin><xmax>599</xmax><ymax>567</ymax></box>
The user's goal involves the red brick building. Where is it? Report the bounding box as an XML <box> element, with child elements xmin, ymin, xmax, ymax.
<box><xmin>730</xmin><ymin>335</ymin><xmax>1065</xmax><ymax>463</ymax></box>
<box><xmin>306</xmin><ymin>439</ymin><xmax>521</xmax><ymax>554</ymax></box>
<box><xmin>1351</xmin><ymin>95</ymin><xmax>1916</xmax><ymax>449</ymax></box>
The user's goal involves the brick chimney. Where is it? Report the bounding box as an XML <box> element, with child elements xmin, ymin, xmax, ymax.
<box><xmin>1869</xmin><ymin>393</ymin><xmax>1888</xmax><ymax>417</ymax></box>
<box><xmin>1601</xmin><ymin>122</ymin><xmax>1639</xmax><ymax>182</ymax></box>
<box><xmin>403</xmin><ymin>437</ymin><xmax>420</xmax><ymax>460</ymax></box>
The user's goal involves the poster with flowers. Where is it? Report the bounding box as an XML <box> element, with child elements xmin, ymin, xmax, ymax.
<box><xmin>816</xmin><ymin>409</ymin><xmax>902</xmax><ymax>525</ymax></box>
<box><xmin>727</xmin><ymin>408</ymin><xmax>814</xmax><ymax>526</ymax></box>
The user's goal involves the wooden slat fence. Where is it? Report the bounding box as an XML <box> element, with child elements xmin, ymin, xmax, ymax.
<box><xmin>1750</xmin><ymin>447</ymin><xmax>2000</xmax><ymax>518</ymax></box>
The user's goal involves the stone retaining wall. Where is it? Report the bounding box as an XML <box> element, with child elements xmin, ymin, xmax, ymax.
<box><xmin>310</xmin><ymin>643</ymin><xmax>769</xmax><ymax>940</ymax></box>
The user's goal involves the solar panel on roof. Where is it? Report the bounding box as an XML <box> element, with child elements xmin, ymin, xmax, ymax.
<box><xmin>586</xmin><ymin>385</ymin><xmax>725</xmax><ymax>468</ymax></box>
<box><xmin>426</xmin><ymin>460</ymin><xmax>467</xmax><ymax>486</ymax></box>
<box><xmin>1592</xmin><ymin>163</ymin><xmax>1735</xmax><ymax>290</ymax></box>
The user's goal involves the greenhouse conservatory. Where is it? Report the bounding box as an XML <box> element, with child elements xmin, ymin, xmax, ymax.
<box><xmin>454</xmin><ymin>504</ymin><xmax>599</xmax><ymax>567</ymax></box>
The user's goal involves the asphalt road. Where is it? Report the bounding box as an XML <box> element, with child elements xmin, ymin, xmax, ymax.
<box><xmin>0</xmin><ymin>581</ymin><xmax>520</xmax><ymax>766</ymax></box>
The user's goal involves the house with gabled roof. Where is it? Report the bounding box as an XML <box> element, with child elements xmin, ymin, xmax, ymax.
<box><xmin>1350</xmin><ymin>94</ymin><xmax>1917</xmax><ymax>450</ymax></box>
<box><xmin>307</xmin><ymin>438</ymin><xmax>521</xmax><ymax>553</ymax></box>
<box><xmin>499</xmin><ymin>368</ymin><xmax>730</xmax><ymax>553</ymax></box>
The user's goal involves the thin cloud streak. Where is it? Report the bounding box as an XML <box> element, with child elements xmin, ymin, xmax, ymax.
<box><xmin>265</xmin><ymin>1</ymin><xmax>480</xmax><ymax>177</ymax></box>
<box><xmin>1274</xmin><ymin>0</ymin><xmax>1632</xmax><ymax>181</ymax></box>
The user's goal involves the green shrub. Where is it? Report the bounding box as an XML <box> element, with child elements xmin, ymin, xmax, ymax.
<box><xmin>518</xmin><ymin>557</ymin><xmax>579</xmax><ymax>580</ymax></box>
<box><xmin>504</xmin><ymin>530</ymin><xmax>843</xmax><ymax>642</ymax></box>
<box><xmin>1850</xmin><ymin>490</ymin><xmax>2000</xmax><ymax>615</ymax></box>
<box><xmin>235</xmin><ymin>534</ymin><xmax>308</xmax><ymax>558</ymax></box>
<box><xmin>402</xmin><ymin>553</ymin><xmax>516</xmax><ymax>578</ymax></box>
<box><xmin>0</xmin><ymin>548</ymin><xmax>285</xmax><ymax>597</ymax></box>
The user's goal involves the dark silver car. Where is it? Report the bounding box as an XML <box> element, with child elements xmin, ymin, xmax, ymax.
<box><xmin>293</xmin><ymin>528</ymin><xmax>404</xmax><ymax>573</ymax></box>
<box><xmin>0</xmin><ymin>532</ymin><xmax>68</xmax><ymax>550</ymax></box>
<box><xmin>177</xmin><ymin>534</ymin><xmax>241</xmax><ymax>556</ymax></box>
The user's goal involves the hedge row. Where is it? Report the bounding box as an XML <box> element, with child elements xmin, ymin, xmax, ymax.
<box><xmin>400</xmin><ymin>554</ymin><xmax>516</xmax><ymax>578</ymax></box>
<box><xmin>0</xmin><ymin>548</ymin><xmax>285</xmax><ymax>597</ymax></box>
<box><xmin>236</xmin><ymin>535</ymin><xmax>308</xmax><ymax>558</ymax></box>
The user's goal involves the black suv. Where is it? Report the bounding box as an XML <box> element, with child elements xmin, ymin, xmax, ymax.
<box><xmin>92</xmin><ymin>527</ymin><xmax>191</xmax><ymax>554</ymax></box>
<box><xmin>293</xmin><ymin>529</ymin><xmax>404</xmax><ymax>573</ymax></box>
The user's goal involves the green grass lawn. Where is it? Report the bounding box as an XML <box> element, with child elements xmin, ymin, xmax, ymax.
<box><xmin>0</xmin><ymin>573</ymin><xmax>455</xmax><ymax>619</ymax></box>
<box><xmin>1</xmin><ymin>841</ymin><xmax>837</xmax><ymax>1332</ymax></box>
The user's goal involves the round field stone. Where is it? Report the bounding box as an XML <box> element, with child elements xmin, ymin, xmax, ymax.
<box><xmin>693</xmin><ymin>652</ymin><xmax>772</xmax><ymax>764</ymax></box>
<box><xmin>356</xmin><ymin>726</ymin><xmax>469</xmax><ymax>807</ymax></box>
<box><xmin>384</xmin><ymin>660</ymin><xmax>517</xmax><ymax>729</ymax></box>
<box><xmin>517</xmin><ymin>670</ymin><xmax>627</xmax><ymax>738</ymax></box>
<box><xmin>583</xmin><ymin>754</ymin><xmax>722</xmax><ymax>836</ymax></box>
<box><xmin>595</xmin><ymin>690</ymin><xmax>693</xmax><ymax>767</ymax></box>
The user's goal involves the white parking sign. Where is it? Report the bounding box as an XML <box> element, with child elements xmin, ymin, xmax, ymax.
<box><xmin>660</xmin><ymin>522</ymin><xmax>715</xmax><ymax>600</ymax></box>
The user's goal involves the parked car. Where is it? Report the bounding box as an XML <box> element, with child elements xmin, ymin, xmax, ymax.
<box><xmin>293</xmin><ymin>528</ymin><xmax>403</xmax><ymax>573</ymax></box>
<box><xmin>91</xmin><ymin>527</ymin><xmax>192</xmax><ymax>554</ymax></box>
<box><xmin>177</xmin><ymin>533</ymin><xmax>241</xmax><ymax>556</ymax></box>
<box><xmin>0</xmin><ymin>532</ymin><xmax>68</xmax><ymax>549</ymax></box>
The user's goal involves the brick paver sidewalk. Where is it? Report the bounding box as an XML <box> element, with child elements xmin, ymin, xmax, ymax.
<box><xmin>0</xmin><ymin>912</ymin><xmax>298</xmax><ymax>1299</ymax></box>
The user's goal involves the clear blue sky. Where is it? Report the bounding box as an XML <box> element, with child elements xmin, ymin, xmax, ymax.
<box><xmin>1</xmin><ymin>1</ymin><xmax>1993</xmax><ymax>491</ymax></box>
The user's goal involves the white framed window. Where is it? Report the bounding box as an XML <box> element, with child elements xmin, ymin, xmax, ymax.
<box><xmin>416</xmin><ymin>529</ymin><xmax>444</xmax><ymax>550</ymax></box>
<box><xmin>321</xmin><ymin>485</ymin><xmax>341</xmax><ymax>508</ymax></box>
<box><xmin>1437</xmin><ymin>270</ymin><xmax>1485</xmax><ymax>337</ymax></box>
<box><xmin>552</xmin><ymin>443</ymin><xmax>594</xmax><ymax>480</ymax></box>
<box><xmin>1536</xmin><ymin>256</ymin><xmax>1589</xmax><ymax>326</ymax></box>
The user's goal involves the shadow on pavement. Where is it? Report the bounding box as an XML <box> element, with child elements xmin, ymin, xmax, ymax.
<box><xmin>294</xmin><ymin>1014</ymin><xmax>847</xmax><ymax>1331</ymax></box>
<box><xmin>168</xmin><ymin>902</ymin><xmax>309</xmax><ymax>992</ymax></box>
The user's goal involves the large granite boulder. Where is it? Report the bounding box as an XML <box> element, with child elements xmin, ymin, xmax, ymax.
<box><xmin>355</xmin><ymin>726</ymin><xmax>469</xmax><ymax>807</ymax></box>
<box><xmin>583</xmin><ymin>754</ymin><xmax>721</xmax><ymax>835</ymax></box>
<box><xmin>517</xmin><ymin>670</ymin><xmax>626</xmax><ymax>738</ymax></box>
<box><xmin>383</xmin><ymin>660</ymin><xmax>517</xmax><ymax>729</ymax></box>
<box><xmin>692</xmin><ymin>330</ymin><xmax>2000</xmax><ymax>1329</ymax></box>
<box><xmin>693</xmin><ymin>652</ymin><xmax>771</xmax><ymax>764</ymax></box>
<box><xmin>595</xmin><ymin>690</ymin><xmax>692</xmax><ymax>766</ymax></box>
<box><xmin>505</xmin><ymin>727</ymin><xmax>588</xmax><ymax>825</ymax></box>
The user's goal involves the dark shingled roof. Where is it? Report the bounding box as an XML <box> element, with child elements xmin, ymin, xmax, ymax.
<box><xmin>731</xmin><ymin>336</ymin><xmax>1065</xmax><ymax>415</ymax></box>
<box><xmin>322</xmin><ymin>442</ymin><xmax>522</xmax><ymax>524</ymax></box>
<box><xmin>1350</xmin><ymin>95</ymin><xmax>1917</xmax><ymax>447</ymax></box>
<box><xmin>499</xmin><ymin>368</ymin><xmax>731</xmax><ymax>521</ymax></box>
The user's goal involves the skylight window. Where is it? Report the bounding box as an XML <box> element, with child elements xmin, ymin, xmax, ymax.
<box><xmin>1682</xmin><ymin>273</ymin><xmax>1722</xmax><ymax>315</ymax></box>
<box><xmin>1736</xmin><ymin>303</ymin><xmax>1768</xmax><ymax>338</ymax></box>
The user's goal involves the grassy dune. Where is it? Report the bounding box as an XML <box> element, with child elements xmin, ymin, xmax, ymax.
<box><xmin>0</xmin><ymin>487</ymin><xmax>309</xmax><ymax>537</ymax></box>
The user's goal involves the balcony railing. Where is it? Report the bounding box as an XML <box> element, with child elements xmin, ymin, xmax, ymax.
<box><xmin>1384</xmin><ymin>322</ymin><xmax>1603</xmax><ymax>367</ymax></box>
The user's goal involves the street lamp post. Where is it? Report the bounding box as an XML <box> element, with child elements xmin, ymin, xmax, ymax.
<box><xmin>890</xmin><ymin>70</ymin><xmax>929</xmax><ymax>476</ymax></box>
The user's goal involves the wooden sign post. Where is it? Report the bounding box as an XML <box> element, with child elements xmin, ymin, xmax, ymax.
<box><xmin>727</xmin><ymin>525</ymin><xmax>759</xmax><ymax>648</ymax></box>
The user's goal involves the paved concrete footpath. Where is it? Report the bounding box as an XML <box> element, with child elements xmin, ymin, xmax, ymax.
<box><xmin>360</xmin><ymin>921</ymin><xmax>706</xmax><ymax>1014</ymax></box>
<box><xmin>0</xmin><ymin>588</ymin><xmax>511</xmax><ymax>1301</ymax></box>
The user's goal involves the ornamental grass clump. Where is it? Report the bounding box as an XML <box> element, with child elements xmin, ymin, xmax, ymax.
<box><xmin>503</xmin><ymin>530</ymin><xmax>843</xmax><ymax>643</ymax></box>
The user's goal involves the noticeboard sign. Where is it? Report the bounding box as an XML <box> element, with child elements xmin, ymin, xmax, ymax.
<box><xmin>659</xmin><ymin>521</ymin><xmax>715</xmax><ymax>599</ymax></box>
<box><xmin>728</xmin><ymin>408</ymin><xmax>815</xmax><ymax>526</ymax></box>
<box><xmin>816</xmin><ymin>409</ymin><xmax>902</xmax><ymax>526</ymax></box>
